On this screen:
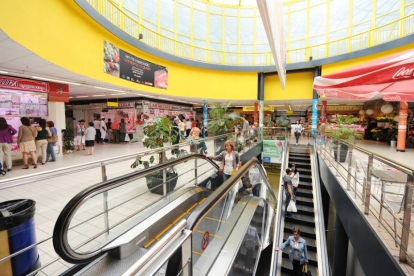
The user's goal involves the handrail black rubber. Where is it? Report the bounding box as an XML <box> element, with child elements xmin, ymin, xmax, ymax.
<box><xmin>53</xmin><ymin>154</ymin><xmax>218</xmax><ymax>264</ymax></box>
<box><xmin>186</xmin><ymin>157</ymin><xmax>276</xmax><ymax>231</ymax></box>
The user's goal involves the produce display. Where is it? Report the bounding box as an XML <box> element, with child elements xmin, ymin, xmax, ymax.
<box><xmin>104</xmin><ymin>41</ymin><xmax>120</xmax><ymax>77</ymax></box>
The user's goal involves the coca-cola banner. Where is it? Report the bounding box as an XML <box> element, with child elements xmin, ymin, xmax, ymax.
<box><xmin>104</xmin><ymin>41</ymin><xmax>168</xmax><ymax>89</ymax></box>
<box><xmin>0</xmin><ymin>75</ymin><xmax>48</xmax><ymax>93</ymax></box>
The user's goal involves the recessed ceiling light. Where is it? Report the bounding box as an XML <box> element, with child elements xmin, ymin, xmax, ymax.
<box><xmin>95</xmin><ymin>87</ymin><xmax>125</xmax><ymax>93</ymax></box>
<box><xmin>76</xmin><ymin>96</ymin><xmax>88</xmax><ymax>98</ymax></box>
<box><xmin>110</xmin><ymin>93</ymin><xmax>126</xmax><ymax>95</ymax></box>
<box><xmin>0</xmin><ymin>71</ymin><xmax>8</xmax><ymax>74</ymax></box>
<box><xmin>32</xmin><ymin>76</ymin><xmax>81</xmax><ymax>86</ymax></box>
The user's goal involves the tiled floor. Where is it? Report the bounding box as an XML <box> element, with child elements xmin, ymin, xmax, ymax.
<box><xmin>0</xmin><ymin>138</ymin><xmax>258</xmax><ymax>275</ymax></box>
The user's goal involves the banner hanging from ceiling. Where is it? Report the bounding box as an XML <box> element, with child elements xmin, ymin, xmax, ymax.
<box><xmin>104</xmin><ymin>41</ymin><xmax>168</xmax><ymax>89</ymax></box>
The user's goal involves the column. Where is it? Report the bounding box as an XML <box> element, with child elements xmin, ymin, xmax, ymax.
<box><xmin>254</xmin><ymin>102</ymin><xmax>259</xmax><ymax>128</ymax></box>
<box><xmin>47</xmin><ymin>102</ymin><xmax>66</xmax><ymax>157</ymax></box>
<box><xmin>397</xmin><ymin>101</ymin><xmax>408</xmax><ymax>152</ymax></box>
<box><xmin>258</xmin><ymin>72</ymin><xmax>265</xmax><ymax>141</ymax></box>
<box><xmin>311</xmin><ymin>67</ymin><xmax>320</xmax><ymax>135</ymax></box>
<box><xmin>333</xmin><ymin>214</ymin><xmax>349</xmax><ymax>276</ymax></box>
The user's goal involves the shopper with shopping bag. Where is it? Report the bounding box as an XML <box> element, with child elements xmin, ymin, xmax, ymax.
<box><xmin>282</xmin><ymin>168</ymin><xmax>296</xmax><ymax>218</ymax></box>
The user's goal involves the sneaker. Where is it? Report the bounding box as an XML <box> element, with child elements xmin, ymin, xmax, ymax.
<box><xmin>7</xmin><ymin>169</ymin><xmax>11</xmax><ymax>172</ymax></box>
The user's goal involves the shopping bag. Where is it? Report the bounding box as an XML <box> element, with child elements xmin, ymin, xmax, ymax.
<box><xmin>125</xmin><ymin>134</ymin><xmax>130</xmax><ymax>142</ymax></box>
<box><xmin>302</xmin><ymin>264</ymin><xmax>312</xmax><ymax>276</ymax></box>
<box><xmin>287</xmin><ymin>200</ymin><xmax>297</xmax><ymax>213</ymax></box>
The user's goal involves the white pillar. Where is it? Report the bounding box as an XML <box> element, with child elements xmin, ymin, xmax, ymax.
<box><xmin>47</xmin><ymin>102</ymin><xmax>66</xmax><ymax>157</ymax></box>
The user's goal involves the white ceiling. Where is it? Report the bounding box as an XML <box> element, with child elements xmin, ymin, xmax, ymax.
<box><xmin>0</xmin><ymin>28</ymin><xmax>365</xmax><ymax>111</ymax></box>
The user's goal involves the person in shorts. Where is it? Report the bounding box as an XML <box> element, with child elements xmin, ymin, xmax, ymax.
<box><xmin>84</xmin><ymin>122</ymin><xmax>96</xmax><ymax>156</ymax></box>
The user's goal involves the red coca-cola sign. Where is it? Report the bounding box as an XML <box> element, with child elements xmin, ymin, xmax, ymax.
<box><xmin>0</xmin><ymin>75</ymin><xmax>48</xmax><ymax>93</ymax></box>
<box><xmin>392</xmin><ymin>67</ymin><xmax>414</xmax><ymax>80</ymax></box>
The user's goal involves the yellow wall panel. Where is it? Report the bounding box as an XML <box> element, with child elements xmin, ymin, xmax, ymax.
<box><xmin>322</xmin><ymin>42</ymin><xmax>414</xmax><ymax>75</ymax></box>
<box><xmin>0</xmin><ymin>0</ymin><xmax>257</xmax><ymax>100</ymax></box>
<box><xmin>264</xmin><ymin>72</ymin><xmax>314</xmax><ymax>101</ymax></box>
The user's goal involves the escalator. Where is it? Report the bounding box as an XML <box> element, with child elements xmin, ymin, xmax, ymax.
<box><xmin>281</xmin><ymin>145</ymin><xmax>318</xmax><ymax>275</ymax></box>
<box><xmin>53</xmin><ymin>153</ymin><xmax>278</xmax><ymax>275</ymax></box>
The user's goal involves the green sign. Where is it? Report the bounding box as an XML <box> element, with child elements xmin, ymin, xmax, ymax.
<box><xmin>263</xmin><ymin>140</ymin><xmax>285</xmax><ymax>163</ymax></box>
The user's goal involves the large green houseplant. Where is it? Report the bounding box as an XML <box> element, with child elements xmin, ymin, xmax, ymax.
<box><xmin>63</xmin><ymin>123</ymin><xmax>75</xmax><ymax>154</ymax></box>
<box><xmin>207</xmin><ymin>102</ymin><xmax>242</xmax><ymax>156</ymax></box>
<box><xmin>130</xmin><ymin>117</ymin><xmax>184</xmax><ymax>195</ymax></box>
<box><xmin>331</xmin><ymin>115</ymin><xmax>362</xmax><ymax>162</ymax></box>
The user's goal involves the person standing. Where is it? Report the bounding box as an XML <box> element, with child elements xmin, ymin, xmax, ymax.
<box><xmin>84</xmin><ymin>122</ymin><xmax>96</xmax><ymax>155</ymax></box>
<box><xmin>191</xmin><ymin>118</ymin><xmax>196</xmax><ymax>129</ymax></box>
<box><xmin>293</xmin><ymin>121</ymin><xmax>303</xmax><ymax>146</ymax></box>
<box><xmin>100</xmin><ymin>118</ymin><xmax>107</xmax><ymax>144</ymax></box>
<box><xmin>94</xmin><ymin>117</ymin><xmax>101</xmax><ymax>143</ymax></box>
<box><xmin>46</xmin><ymin>121</ymin><xmax>57</xmax><ymax>163</ymax></box>
<box><xmin>180</xmin><ymin>119</ymin><xmax>186</xmax><ymax>141</ymax></box>
<box><xmin>207</xmin><ymin>141</ymin><xmax>241</xmax><ymax>182</ymax></box>
<box><xmin>106</xmin><ymin>118</ymin><xmax>112</xmax><ymax>143</ymax></box>
<box><xmin>185</xmin><ymin>118</ymin><xmax>192</xmax><ymax>137</ymax></box>
<box><xmin>35</xmin><ymin>119</ymin><xmax>51</xmax><ymax>165</ymax></box>
<box><xmin>18</xmin><ymin>117</ymin><xmax>38</xmax><ymax>169</ymax></box>
<box><xmin>0</xmin><ymin>117</ymin><xmax>17</xmax><ymax>171</ymax></box>
<box><xmin>189</xmin><ymin>122</ymin><xmax>201</xmax><ymax>153</ymax></box>
<box><xmin>119</xmin><ymin>118</ymin><xmax>127</xmax><ymax>143</ymax></box>
<box><xmin>75</xmin><ymin>120</ymin><xmax>86</xmax><ymax>151</ymax></box>
<box><xmin>275</xmin><ymin>228</ymin><xmax>308</xmax><ymax>276</ymax></box>
<box><xmin>111</xmin><ymin>119</ymin><xmax>120</xmax><ymax>143</ymax></box>
<box><xmin>171</xmin><ymin>117</ymin><xmax>180</xmax><ymax>155</ymax></box>
<box><xmin>283</xmin><ymin>168</ymin><xmax>294</xmax><ymax>218</ymax></box>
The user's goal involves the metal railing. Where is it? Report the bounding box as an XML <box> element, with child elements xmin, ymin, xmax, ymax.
<box><xmin>83</xmin><ymin>0</ymin><xmax>414</xmax><ymax>66</ymax></box>
<box><xmin>315</xmin><ymin>131</ymin><xmax>414</xmax><ymax>264</ymax></box>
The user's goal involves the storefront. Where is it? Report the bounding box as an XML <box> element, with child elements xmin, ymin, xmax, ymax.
<box><xmin>0</xmin><ymin>74</ymin><xmax>69</xmax><ymax>159</ymax></box>
<box><xmin>137</xmin><ymin>101</ymin><xmax>193</xmax><ymax>120</ymax></box>
<box><xmin>101</xmin><ymin>101</ymin><xmax>137</xmax><ymax>133</ymax></box>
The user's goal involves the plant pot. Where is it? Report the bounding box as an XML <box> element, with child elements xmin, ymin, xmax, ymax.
<box><xmin>333</xmin><ymin>144</ymin><xmax>348</xmax><ymax>163</ymax></box>
<box><xmin>390</xmin><ymin>140</ymin><xmax>396</xmax><ymax>147</ymax></box>
<box><xmin>146</xmin><ymin>171</ymin><xmax>178</xmax><ymax>195</ymax></box>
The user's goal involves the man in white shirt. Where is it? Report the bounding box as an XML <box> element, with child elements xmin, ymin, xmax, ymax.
<box><xmin>185</xmin><ymin>119</ymin><xmax>192</xmax><ymax>137</ymax></box>
<box><xmin>93</xmin><ymin>117</ymin><xmax>101</xmax><ymax>143</ymax></box>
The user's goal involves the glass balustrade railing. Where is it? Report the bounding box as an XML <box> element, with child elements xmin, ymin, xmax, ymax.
<box><xmin>315</xmin><ymin>131</ymin><xmax>414</xmax><ymax>265</ymax></box>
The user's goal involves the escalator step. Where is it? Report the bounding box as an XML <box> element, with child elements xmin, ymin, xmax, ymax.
<box><xmin>281</xmin><ymin>257</ymin><xmax>318</xmax><ymax>276</ymax></box>
<box><xmin>296</xmin><ymin>196</ymin><xmax>314</xmax><ymax>207</ymax></box>
<box><xmin>298</xmin><ymin>183</ymin><xmax>313</xmax><ymax>190</ymax></box>
<box><xmin>288</xmin><ymin>161</ymin><xmax>311</xmax><ymax>167</ymax></box>
<box><xmin>296</xmin><ymin>189</ymin><xmax>313</xmax><ymax>198</ymax></box>
<box><xmin>282</xmin><ymin>251</ymin><xmax>318</xmax><ymax>265</ymax></box>
<box><xmin>285</xmin><ymin>216</ymin><xmax>315</xmax><ymax>228</ymax></box>
<box><xmin>296</xmin><ymin>205</ymin><xmax>314</xmax><ymax>216</ymax></box>
<box><xmin>284</xmin><ymin>223</ymin><xmax>316</xmax><ymax>239</ymax></box>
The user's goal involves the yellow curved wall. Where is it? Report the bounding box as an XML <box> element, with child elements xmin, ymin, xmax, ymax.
<box><xmin>264</xmin><ymin>72</ymin><xmax>314</xmax><ymax>101</ymax></box>
<box><xmin>0</xmin><ymin>0</ymin><xmax>258</xmax><ymax>100</ymax></box>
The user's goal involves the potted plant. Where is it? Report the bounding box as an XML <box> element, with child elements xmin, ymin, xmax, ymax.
<box><xmin>331</xmin><ymin>115</ymin><xmax>362</xmax><ymax>162</ymax></box>
<box><xmin>207</xmin><ymin>102</ymin><xmax>242</xmax><ymax>155</ymax></box>
<box><xmin>62</xmin><ymin>123</ymin><xmax>75</xmax><ymax>154</ymax></box>
<box><xmin>130</xmin><ymin>117</ymin><xmax>182</xmax><ymax>195</ymax></box>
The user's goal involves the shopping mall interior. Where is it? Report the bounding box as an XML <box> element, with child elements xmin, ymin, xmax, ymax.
<box><xmin>0</xmin><ymin>0</ymin><xmax>414</xmax><ymax>275</ymax></box>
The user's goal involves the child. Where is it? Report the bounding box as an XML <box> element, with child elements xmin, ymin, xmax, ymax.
<box><xmin>84</xmin><ymin>122</ymin><xmax>96</xmax><ymax>156</ymax></box>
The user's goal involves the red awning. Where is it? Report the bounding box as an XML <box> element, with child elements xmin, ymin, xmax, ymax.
<box><xmin>313</xmin><ymin>49</ymin><xmax>414</xmax><ymax>102</ymax></box>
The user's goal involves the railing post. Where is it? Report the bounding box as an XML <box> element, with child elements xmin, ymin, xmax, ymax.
<box><xmin>103</xmin><ymin>191</ymin><xmax>110</xmax><ymax>236</ymax></box>
<box><xmin>195</xmin><ymin>157</ymin><xmax>198</xmax><ymax>185</ymax></box>
<box><xmin>347</xmin><ymin>145</ymin><xmax>353</xmax><ymax>190</ymax></box>
<box><xmin>336</xmin><ymin>141</ymin><xmax>341</xmax><ymax>176</ymax></box>
<box><xmin>162</xmin><ymin>151</ymin><xmax>167</xmax><ymax>196</ymax></box>
<box><xmin>399</xmin><ymin>174</ymin><xmax>414</xmax><ymax>262</ymax></box>
<box><xmin>101</xmin><ymin>163</ymin><xmax>107</xmax><ymax>182</ymax></box>
<box><xmin>364</xmin><ymin>154</ymin><xmax>374</xmax><ymax>215</ymax></box>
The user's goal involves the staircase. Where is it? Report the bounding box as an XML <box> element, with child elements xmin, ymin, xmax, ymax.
<box><xmin>281</xmin><ymin>145</ymin><xmax>319</xmax><ymax>276</ymax></box>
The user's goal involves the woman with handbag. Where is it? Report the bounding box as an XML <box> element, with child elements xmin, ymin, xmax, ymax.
<box><xmin>35</xmin><ymin>119</ymin><xmax>51</xmax><ymax>165</ymax></box>
<box><xmin>46</xmin><ymin>121</ymin><xmax>57</xmax><ymax>163</ymax></box>
<box><xmin>17</xmin><ymin>117</ymin><xmax>38</xmax><ymax>169</ymax></box>
<box><xmin>207</xmin><ymin>140</ymin><xmax>241</xmax><ymax>182</ymax></box>
<box><xmin>275</xmin><ymin>227</ymin><xmax>309</xmax><ymax>276</ymax></box>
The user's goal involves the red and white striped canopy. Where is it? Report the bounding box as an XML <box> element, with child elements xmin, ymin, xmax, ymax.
<box><xmin>313</xmin><ymin>49</ymin><xmax>414</xmax><ymax>102</ymax></box>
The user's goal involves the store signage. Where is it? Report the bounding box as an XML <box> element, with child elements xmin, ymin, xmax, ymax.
<box><xmin>49</xmin><ymin>82</ymin><xmax>69</xmax><ymax>102</ymax></box>
<box><xmin>103</xmin><ymin>101</ymin><xmax>135</xmax><ymax>108</ymax></box>
<box><xmin>243</xmin><ymin>106</ymin><xmax>274</xmax><ymax>112</ymax></box>
<box><xmin>148</xmin><ymin>102</ymin><xmax>192</xmax><ymax>112</ymax></box>
<box><xmin>263</xmin><ymin>140</ymin><xmax>285</xmax><ymax>164</ymax></box>
<box><xmin>318</xmin><ymin>105</ymin><xmax>362</xmax><ymax>111</ymax></box>
<box><xmin>104</xmin><ymin>41</ymin><xmax>168</xmax><ymax>89</ymax></box>
<box><xmin>311</xmin><ymin>99</ymin><xmax>318</xmax><ymax>135</ymax></box>
<box><xmin>0</xmin><ymin>75</ymin><xmax>48</xmax><ymax>93</ymax></box>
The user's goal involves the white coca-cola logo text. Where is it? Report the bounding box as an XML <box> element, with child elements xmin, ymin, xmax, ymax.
<box><xmin>392</xmin><ymin>67</ymin><xmax>414</xmax><ymax>80</ymax></box>
<box><xmin>383</xmin><ymin>95</ymin><xmax>401</xmax><ymax>101</ymax></box>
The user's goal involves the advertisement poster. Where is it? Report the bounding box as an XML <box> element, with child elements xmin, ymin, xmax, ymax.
<box><xmin>311</xmin><ymin>99</ymin><xmax>318</xmax><ymax>135</ymax></box>
<box><xmin>0</xmin><ymin>90</ymin><xmax>47</xmax><ymax>116</ymax></box>
<box><xmin>0</xmin><ymin>75</ymin><xmax>48</xmax><ymax>93</ymax></box>
<box><xmin>263</xmin><ymin>140</ymin><xmax>285</xmax><ymax>164</ymax></box>
<box><xmin>104</xmin><ymin>41</ymin><xmax>168</xmax><ymax>89</ymax></box>
<box><xmin>49</xmin><ymin>82</ymin><xmax>69</xmax><ymax>102</ymax></box>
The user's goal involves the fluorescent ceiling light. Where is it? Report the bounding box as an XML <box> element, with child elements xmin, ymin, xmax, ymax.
<box><xmin>92</xmin><ymin>95</ymin><xmax>105</xmax><ymax>97</ymax></box>
<box><xmin>76</xmin><ymin>96</ymin><xmax>88</xmax><ymax>98</ymax></box>
<box><xmin>95</xmin><ymin>87</ymin><xmax>125</xmax><ymax>93</ymax></box>
<box><xmin>69</xmin><ymin>97</ymin><xmax>73</xmax><ymax>99</ymax></box>
<box><xmin>111</xmin><ymin>93</ymin><xmax>126</xmax><ymax>95</ymax></box>
<box><xmin>0</xmin><ymin>71</ymin><xmax>8</xmax><ymax>74</ymax></box>
<box><xmin>32</xmin><ymin>76</ymin><xmax>81</xmax><ymax>86</ymax></box>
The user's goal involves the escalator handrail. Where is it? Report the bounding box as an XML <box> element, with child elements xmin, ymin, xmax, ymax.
<box><xmin>186</xmin><ymin>157</ymin><xmax>277</xmax><ymax>231</ymax></box>
<box><xmin>53</xmin><ymin>154</ymin><xmax>218</xmax><ymax>264</ymax></box>
<box><xmin>270</xmin><ymin>138</ymin><xmax>289</xmax><ymax>276</ymax></box>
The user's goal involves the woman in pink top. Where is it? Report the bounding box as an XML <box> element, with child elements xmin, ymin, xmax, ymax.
<box><xmin>0</xmin><ymin>117</ymin><xmax>17</xmax><ymax>171</ymax></box>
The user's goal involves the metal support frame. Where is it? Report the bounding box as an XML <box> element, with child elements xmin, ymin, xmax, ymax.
<box><xmin>194</xmin><ymin>157</ymin><xmax>198</xmax><ymax>185</ymax></box>
<box><xmin>162</xmin><ymin>151</ymin><xmax>167</xmax><ymax>196</ymax></box>
<box><xmin>101</xmin><ymin>163</ymin><xmax>110</xmax><ymax>236</ymax></box>
<box><xmin>399</xmin><ymin>174</ymin><xmax>414</xmax><ymax>262</ymax></box>
<box><xmin>336</xmin><ymin>141</ymin><xmax>341</xmax><ymax>176</ymax></box>
<box><xmin>364</xmin><ymin>154</ymin><xmax>374</xmax><ymax>215</ymax></box>
<box><xmin>347</xmin><ymin>145</ymin><xmax>353</xmax><ymax>190</ymax></box>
